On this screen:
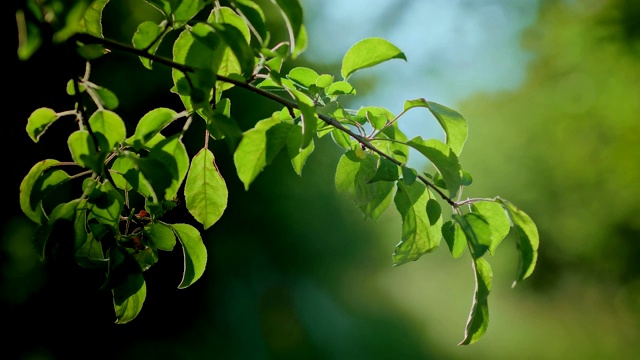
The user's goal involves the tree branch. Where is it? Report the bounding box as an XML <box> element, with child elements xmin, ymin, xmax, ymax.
<box><xmin>71</xmin><ymin>33</ymin><xmax>457</xmax><ymax>207</ymax></box>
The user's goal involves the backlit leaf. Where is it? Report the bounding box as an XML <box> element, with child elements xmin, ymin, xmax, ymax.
<box><xmin>19</xmin><ymin>160</ymin><xmax>70</xmax><ymax>225</ymax></box>
<box><xmin>392</xmin><ymin>179</ymin><xmax>442</xmax><ymax>265</ymax></box>
<box><xmin>472</xmin><ymin>201</ymin><xmax>511</xmax><ymax>255</ymax></box>
<box><xmin>335</xmin><ymin>150</ymin><xmax>378</xmax><ymax>206</ymax></box>
<box><xmin>130</xmin><ymin>108</ymin><xmax>178</xmax><ymax>147</ymax></box>
<box><xmin>453</xmin><ymin>213</ymin><xmax>492</xmax><ymax>259</ymax></box>
<box><xmin>171</xmin><ymin>223</ymin><xmax>207</xmax><ymax>289</ymax></box>
<box><xmin>406</xmin><ymin>136</ymin><xmax>463</xmax><ymax>198</ymax></box>
<box><xmin>442</xmin><ymin>220</ymin><xmax>466</xmax><ymax>258</ymax></box>
<box><xmin>459</xmin><ymin>257</ymin><xmax>492</xmax><ymax>345</ymax></box>
<box><xmin>341</xmin><ymin>37</ymin><xmax>406</xmax><ymax>80</ymax></box>
<box><xmin>185</xmin><ymin>148</ymin><xmax>228</xmax><ymax>229</ymax></box>
<box><xmin>403</xmin><ymin>98</ymin><xmax>468</xmax><ymax>156</ymax></box>
<box><xmin>498</xmin><ymin>198</ymin><xmax>540</xmax><ymax>287</ymax></box>
<box><xmin>26</xmin><ymin>108</ymin><xmax>58</xmax><ymax>143</ymax></box>
<box><xmin>287</xmin><ymin>125</ymin><xmax>315</xmax><ymax>176</ymax></box>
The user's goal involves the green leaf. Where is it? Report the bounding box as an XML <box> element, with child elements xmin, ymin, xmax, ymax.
<box><xmin>287</xmin><ymin>67</ymin><xmax>319</xmax><ymax>89</ymax></box>
<box><xmin>341</xmin><ymin>37</ymin><xmax>407</xmax><ymax>80</ymax></box>
<box><xmin>132</xmin><ymin>20</ymin><xmax>167</xmax><ymax>69</ymax></box>
<box><xmin>403</xmin><ymin>99</ymin><xmax>468</xmax><ymax>156</ymax></box>
<box><xmin>472</xmin><ymin>201</ymin><xmax>511</xmax><ymax>255</ymax></box>
<box><xmin>79</xmin><ymin>0</ymin><xmax>109</xmax><ymax>37</ymax></box>
<box><xmin>146</xmin><ymin>0</ymin><xmax>206</xmax><ymax>27</ymax></box>
<box><xmin>335</xmin><ymin>150</ymin><xmax>378</xmax><ymax>206</ymax></box>
<box><xmin>229</xmin><ymin>0</ymin><xmax>268</xmax><ymax>43</ymax></box>
<box><xmin>459</xmin><ymin>257</ymin><xmax>492</xmax><ymax>345</ymax></box>
<box><xmin>113</xmin><ymin>272</ymin><xmax>146</xmax><ymax>324</ymax></box>
<box><xmin>20</xmin><ymin>160</ymin><xmax>70</xmax><ymax>225</ymax></box>
<box><xmin>110</xmin><ymin>156</ymin><xmax>151</xmax><ymax>197</ymax></box>
<box><xmin>315</xmin><ymin>74</ymin><xmax>334</xmax><ymax>88</ymax></box>
<box><xmin>86</xmin><ymin>179</ymin><xmax>124</xmax><ymax>229</ymax></box>
<box><xmin>16</xmin><ymin>10</ymin><xmax>42</xmax><ymax>61</ymax></box>
<box><xmin>147</xmin><ymin>134</ymin><xmax>190</xmax><ymax>201</ymax></box>
<box><xmin>171</xmin><ymin>223</ymin><xmax>207</xmax><ymax>289</ymax></box>
<box><xmin>130</xmin><ymin>108</ymin><xmax>179</xmax><ymax>147</ymax></box>
<box><xmin>453</xmin><ymin>213</ymin><xmax>492</xmax><ymax>259</ymax></box>
<box><xmin>185</xmin><ymin>148</ymin><xmax>228</xmax><ymax>230</ymax></box>
<box><xmin>369</xmin><ymin>157</ymin><xmax>400</xmax><ymax>183</ymax></box>
<box><xmin>126</xmin><ymin>152</ymin><xmax>173</xmax><ymax>205</ymax></box>
<box><xmin>325</xmin><ymin>81</ymin><xmax>356</xmax><ymax>96</ymax></box>
<box><xmin>286</xmin><ymin>125</ymin><xmax>315</xmax><ymax>176</ymax></box>
<box><xmin>286</xmin><ymin>88</ymin><xmax>317</xmax><ymax>149</ymax></box>
<box><xmin>74</xmin><ymin>207</ymin><xmax>107</xmax><ymax>268</ymax></box>
<box><xmin>442</xmin><ymin>220</ymin><xmax>466</xmax><ymax>258</ymax></box>
<box><xmin>94</xmin><ymin>86</ymin><xmax>119</xmax><ymax>110</ymax></box>
<box><xmin>211</xmin><ymin>22</ymin><xmax>255</xmax><ymax>78</ymax></box>
<box><xmin>33</xmin><ymin>199</ymin><xmax>82</xmax><ymax>260</ymax></box>
<box><xmin>144</xmin><ymin>222</ymin><xmax>176</xmax><ymax>251</ymax></box>
<box><xmin>406</xmin><ymin>136</ymin><xmax>463</xmax><ymax>198</ymax></box>
<box><xmin>498</xmin><ymin>199</ymin><xmax>540</xmax><ymax>287</ymax></box>
<box><xmin>393</xmin><ymin>179</ymin><xmax>442</xmax><ymax>266</ymax></box>
<box><xmin>26</xmin><ymin>108</ymin><xmax>59</xmax><ymax>143</ymax></box>
<box><xmin>331</xmin><ymin>128</ymin><xmax>357</xmax><ymax>150</ymax></box>
<box><xmin>373</xmin><ymin>122</ymin><xmax>409</xmax><ymax>164</ymax></box>
<box><xmin>172</xmin><ymin>23</ymin><xmax>226</xmax><ymax>113</ymax></box>
<box><xmin>359</xmin><ymin>180</ymin><xmax>395</xmax><ymax>221</ymax></box>
<box><xmin>270</xmin><ymin>0</ymin><xmax>303</xmax><ymax>56</ymax></box>
<box><xmin>88</xmin><ymin>110</ymin><xmax>126</xmax><ymax>151</ymax></box>
<box><xmin>234</xmin><ymin>117</ymin><xmax>293</xmax><ymax>190</ymax></box>
<box><xmin>68</xmin><ymin>130</ymin><xmax>103</xmax><ymax>173</ymax></box>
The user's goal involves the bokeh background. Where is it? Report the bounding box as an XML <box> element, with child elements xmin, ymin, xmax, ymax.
<box><xmin>5</xmin><ymin>0</ymin><xmax>640</xmax><ymax>359</ymax></box>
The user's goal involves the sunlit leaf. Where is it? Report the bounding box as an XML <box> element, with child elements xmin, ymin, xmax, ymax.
<box><xmin>185</xmin><ymin>148</ymin><xmax>228</xmax><ymax>229</ymax></box>
<box><xmin>359</xmin><ymin>180</ymin><xmax>395</xmax><ymax>221</ymax></box>
<box><xmin>369</xmin><ymin>157</ymin><xmax>400</xmax><ymax>183</ymax></box>
<box><xmin>146</xmin><ymin>134</ymin><xmax>190</xmax><ymax>201</ymax></box>
<box><xmin>94</xmin><ymin>86</ymin><xmax>119</xmax><ymax>110</ymax></box>
<box><xmin>19</xmin><ymin>160</ymin><xmax>70</xmax><ymax>225</ymax></box>
<box><xmin>86</xmin><ymin>179</ymin><xmax>124</xmax><ymax>229</ymax></box>
<box><xmin>88</xmin><ymin>110</ymin><xmax>126</xmax><ymax>151</ymax></box>
<box><xmin>171</xmin><ymin>223</ymin><xmax>207</xmax><ymax>289</ymax></box>
<box><xmin>335</xmin><ymin>150</ymin><xmax>378</xmax><ymax>206</ymax></box>
<box><xmin>144</xmin><ymin>222</ymin><xmax>176</xmax><ymax>251</ymax></box>
<box><xmin>270</xmin><ymin>0</ymin><xmax>303</xmax><ymax>56</ymax></box>
<box><xmin>286</xmin><ymin>125</ymin><xmax>315</xmax><ymax>176</ymax></box>
<box><xmin>132</xmin><ymin>20</ymin><xmax>167</xmax><ymax>69</ymax></box>
<box><xmin>403</xmin><ymin>98</ymin><xmax>468</xmax><ymax>156</ymax></box>
<box><xmin>498</xmin><ymin>198</ymin><xmax>540</xmax><ymax>287</ymax></box>
<box><xmin>325</xmin><ymin>81</ymin><xmax>356</xmax><ymax>96</ymax></box>
<box><xmin>442</xmin><ymin>220</ymin><xmax>466</xmax><ymax>258</ymax></box>
<box><xmin>341</xmin><ymin>37</ymin><xmax>406</xmax><ymax>79</ymax></box>
<box><xmin>79</xmin><ymin>0</ymin><xmax>109</xmax><ymax>37</ymax></box>
<box><xmin>459</xmin><ymin>257</ymin><xmax>492</xmax><ymax>345</ymax></box>
<box><xmin>26</xmin><ymin>108</ymin><xmax>59</xmax><ymax>143</ymax></box>
<box><xmin>453</xmin><ymin>213</ymin><xmax>492</xmax><ymax>259</ymax></box>
<box><xmin>406</xmin><ymin>136</ymin><xmax>463</xmax><ymax>198</ymax></box>
<box><xmin>286</xmin><ymin>88</ymin><xmax>316</xmax><ymax>149</ymax></box>
<box><xmin>130</xmin><ymin>108</ymin><xmax>178</xmax><ymax>146</ymax></box>
<box><xmin>287</xmin><ymin>67</ymin><xmax>319</xmax><ymax>88</ymax></box>
<box><xmin>113</xmin><ymin>271</ymin><xmax>146</xmax><ymax>324</ymax></box>
<box><xmin>393</xmin><ymin>179</ymin><xmax>442</xmax><ymax>265</ymax></box>
<box><xmin>229</xmin><ymin>0</ymin><xmax>268</xmax><ymax>43</ymax></box>
<box><xmin>472</xmin><ymin>201</ymin><xmax>511</xmax><ymax>255</ymax></box>
<box><xmin>68</xmin><ymin>130</ymin><xmax>103</xmax><ymax>173</ymax></box>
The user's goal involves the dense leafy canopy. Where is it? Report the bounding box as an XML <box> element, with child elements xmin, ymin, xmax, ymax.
<box><xmin>16</xmin><ymin>0</ymin><xmax>538</xmax><ymax>344</ymax></box>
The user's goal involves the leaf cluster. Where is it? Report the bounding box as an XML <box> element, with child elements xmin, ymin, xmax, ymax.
<box><xmin>16</xmin><ymin>0</ymin><xmax>539</xmax><ymax>344</ymax></box>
